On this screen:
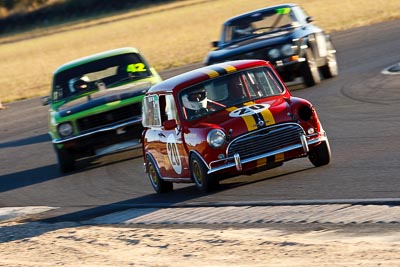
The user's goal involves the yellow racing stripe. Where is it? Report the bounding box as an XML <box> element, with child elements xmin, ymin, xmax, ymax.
<box><xmin>243</xmin><ymin>101</ymin><xmax>255</xmax><ymax>106</ymax></box>
<box><xmin>201</xmin><ymin>69</ymin><xmax>219</xmax><ymax>78</ymax></box>
<box><xmin>225</xmin><ymin>107</ymin><xmax>237</xmax><ymax>112</ymax></box>
<box><xmin>224</xmin><ymin>65</ymin><xmax>237</xmax><ymax>73</ymax></box>
<box><xmin>260</xmin><ymin>107</ymin><xmax>275</xmax><ymax>126</ymax></box>
<box><xmin>242</xmin><ymin>115</ymin><xmax>257</xmax><ymax>131</ymax></box>
<box><xmin>226</xmin><ymin>105</ymin><xmax>257</xmax><ymax>131</ymax></box>
<box><xmin>203</xmin><ymin>64</ymin><xmax>237</xmax><ymax>78</ymax></box>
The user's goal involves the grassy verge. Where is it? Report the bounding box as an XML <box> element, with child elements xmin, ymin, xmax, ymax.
<box><xmin>1</xmin><ymin>0</ymin><xmax>399</xmax><ymax>103</ymax></box>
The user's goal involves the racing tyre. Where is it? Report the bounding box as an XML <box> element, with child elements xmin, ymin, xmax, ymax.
<box><xmin>146</xmin><ymin>155</ymin><xmax>173</xmax><ymax>193</ymax></box>
<box><xmin>320</xmin><ymin>41</ymin><xmax>338</xmax><ymax>79</ymax></box>
<box><xmin>300</xmin><ymin>48</ymin><xmax>321</xmax><ymax>87</ymax></box>
<box><xmin>308</xmin><ymin>139</ymin><xmax>331</xmax><ymax>167</ymax></box>
<box><xmin>190</xmin><ymin>153</ymin><xmax>219</xmax><ymax>193</ymax></box>
<box><xmin>54</xmin><ymin>145</ymin><xmax>75</xmax><ymax>173</ymax></box>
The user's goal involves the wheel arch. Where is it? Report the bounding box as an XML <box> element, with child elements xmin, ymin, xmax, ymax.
<box><xmin>145</xmin><ymin>152</ymin><xmax>162</xmax><ymax>176</ymax></box>
<box><xmin>189</xmin><ymin>150</ymin><xmax>211</xmax><ymax>171</ymax></box>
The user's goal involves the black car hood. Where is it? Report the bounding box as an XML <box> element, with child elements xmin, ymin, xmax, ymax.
<box><xmin>208</xmin><ymin>30</ymin><xmax>295</xmax><ymax>62</ymax></box>
<box><xmin>56</xmin><ymin>81</ymin><xmax>151</xmax><ymax>117</ymax></box>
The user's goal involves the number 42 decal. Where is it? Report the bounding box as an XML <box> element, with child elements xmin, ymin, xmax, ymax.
<box><xmin>166</xmin><ymin>134</ymin><xmax>182</xmax><ymax>174</ymax></box>
<box><xmin>126</xmin><ymin>63</ymin><xmax>147</xmax><ymax>73</ymax></box>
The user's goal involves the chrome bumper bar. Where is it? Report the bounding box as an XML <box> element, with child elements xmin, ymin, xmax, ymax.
<box><xmin>207</xmin><ymin>133</ymin><xmax>327</xmax><ymax>175</ymax></box>
<box><xmin>52</xmin><ymin>118</ymin><xmax>142</xmax><ymax>144</ymax></box>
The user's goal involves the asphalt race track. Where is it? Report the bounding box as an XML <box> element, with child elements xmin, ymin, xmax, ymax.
<box><xmin>0</xmin><ymin>19</ymin><xmax>399</xmax><ymax>222</ymax></box>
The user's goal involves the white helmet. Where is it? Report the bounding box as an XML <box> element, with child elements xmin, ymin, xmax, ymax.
<box><xmin>234</xmin><ymin>22</ymin><xmax>253</xmax><ymax>35</ymax></box>
<box><xmin>182</xmin><ymin>87</ymin><xmax>207</xmax><ymax>111</ymax></box>
<box><xmin>69</xmin><ymin>77</ymin><xmax>88</xmax><ymax>92</ymax></box>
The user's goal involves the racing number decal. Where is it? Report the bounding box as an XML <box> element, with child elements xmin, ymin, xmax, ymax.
<box><xmin>229</xmin><ymin>104</ymin><xmax>270</xmax><ymax>117</ymax></box>
<box><xmin>126</xmin><ymin>63</ymin><xmax>147</xmax><ymax>73</ymax></box>
<box><xmin>166</xmin><ymin>134</ymin><xmax>182</xmax><ymax>174</ymax></box>
<box><xmin>228</xmin><ymin>104</ymin><xmax>274</xmax><ymax>131</ymax></box>
<box><xmin>167</xmin><ymin>143</ymin><xmax>179</xmax><ymax>165</ymax></box>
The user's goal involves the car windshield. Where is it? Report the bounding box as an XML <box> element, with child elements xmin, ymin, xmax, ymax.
<box><xmin>179</xmin><ymin>66</ymin><xmax>284</xmax><ymax>121</ymax></box>
<box><xmin>223</xmin><ymin>7</ymin><xmax>299</xmax><ymax>44</ymax></box>
<box><xmin>52</xmin><ymin>53</ymin><xmax>152</xmax><ymax>102</ymax></box>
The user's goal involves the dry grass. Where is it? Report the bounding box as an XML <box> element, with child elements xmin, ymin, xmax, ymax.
<box><xmin>1</xmin><ymin>0</ymin><xmax>399</xmax><ymax>103</ymax></box>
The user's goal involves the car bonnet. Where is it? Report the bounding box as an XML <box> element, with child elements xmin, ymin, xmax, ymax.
<box><xmin>191</xmin><ymin>96</ymin><xmax>293</xmax><ymax>138</ymax></box>
<box><xmin>55</xmin><ymin>82</ymin><xmax>151</xmax><ymax>117</ymax></box>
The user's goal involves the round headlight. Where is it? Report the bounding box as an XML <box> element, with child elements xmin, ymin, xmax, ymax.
<box><xmin>281</xmin><ymin>44</ymin><xmax>294</xmax><ymax>56</ymax></box>
<box><xmin>207</xmin><ymin>129</ymin><xmax>226</xmax><ymax>149</ymax></box>
<box><xmin>268</xmin><ymin>48</ymin><xmax>280</xmax><ymax>59</ymax></box>
<box><xmin>58</xmin><ymin>122</ymin><xmax>73</xmax><ymax>137</ymax></box>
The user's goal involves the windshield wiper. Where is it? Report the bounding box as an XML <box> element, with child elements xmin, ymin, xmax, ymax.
<box><xmin>227</xmin><ymin>34</ymin><xmax>257</xmax><ymax>45</ymax></box>
<box><xmin>107</xmin><ymin>75</ymin><xmax>150</xmax><ymax>88</ymax></box>
<box><xmin>107</xmin><ymin>76</ymin><xmax>135</xmax><ymax>88</ymax></box>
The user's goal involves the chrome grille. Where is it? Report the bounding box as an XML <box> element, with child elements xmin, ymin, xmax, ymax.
<box><xmin>227</xmin><ymin>123</ymin><xmax>305</xmax><ymax>158</ymax></box>
<box><xmin>77</xmin><ymin>103</ymin><xmax>141</xmax><ymax>132</ymax></box>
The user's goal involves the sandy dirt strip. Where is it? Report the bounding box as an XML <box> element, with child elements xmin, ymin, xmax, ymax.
<box><xmin>1</xmin><ymin>205</ymin><xmax>400</xmax><ymax>266</ymax></box>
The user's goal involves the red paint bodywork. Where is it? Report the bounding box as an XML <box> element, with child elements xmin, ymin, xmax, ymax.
<box><xmin>142</xmin><ymin>60</ymin><xmax>327</xmax><ymax>183</ymax></box>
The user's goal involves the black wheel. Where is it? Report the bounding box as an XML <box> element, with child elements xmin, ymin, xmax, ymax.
<box><xmin>54</xmin><ymin>145</ymin><xmax>75</xmax><ymax>173</ymax></box>
<box><xmin>190</xmin><ymin>153</ymin><xmax>218</xmax><ymax>193</ymax></box>
<box><xmin>320</xmin><ymin>41</ymin><xmax>338</xmax><ymax>79</ymax></box>
<box><xmin>300</xmin><ymin>48</ymin><xmax>321</xmax><ymax>87</ymax></box>
<box><xmin>146</xmin><ymin>155</ymin><xmax>173</xmax><ymax>194</ymax></box>
<box><xmin>309</xmin><ymin>139</ymin><xmax>331</xmax><ymax>167</ymax></box>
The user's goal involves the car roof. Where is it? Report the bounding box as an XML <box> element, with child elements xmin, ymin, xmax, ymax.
<box><xmin>147</xmin><ymin>60</ymin><xmax>272</xmax><ymax>94</ymax></box>
<box><xmin>53</xmin><ymin>47</ymin><xmax>141</xmax><ymax>74</ymax></box>
<box><xmin>224</xmin><ymin>3</ymin><xmax>298</xmax><ymax>25</ymax></box>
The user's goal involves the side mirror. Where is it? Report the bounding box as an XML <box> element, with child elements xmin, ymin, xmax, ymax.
<box><xmin>211</xmin><ymin>41</ymin><xmax>219</xmax><ymax>48</ymax></box>
<box><xmin>41</xmin><ymin>96</ymin><xmax>50</xmax><ymax>106</ymax></box>
<box><xmin>163</xmin><ymin>119</ymin><xmax>178</xmax><ymax>130</ymax></box>
<box><xmin>306</xmin><ymin>16</ymin><xmax>314</xmax><ymax>23</ymax></box>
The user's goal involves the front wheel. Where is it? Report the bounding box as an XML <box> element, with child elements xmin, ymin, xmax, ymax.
<box><xmin>309</xmin><ymin>139</ymin><xmax>331</xmax><ymax>167</ymax></box>
<box><xmin>300</xmin><ymin>48</ymin><xmax>321</xmax><ymax>87</ymax></box>
<box><xmin>320</xmin><ymin>41</ymin><xmax>338</xmax><ymax>79</ymax></box>
<box><xmin>54</xmin><ymin>145</ymin><xmax>75</xmax><ymax>173</ymax></box>
<box><xmin>146</xmin><ymin>155</ymin><xmax>173</xmax><ymax>194</ymax></box>
<box><xmin>190</xmin><ymin>153</ymin><xmax>218</xmax><ymax>193</ymax></box>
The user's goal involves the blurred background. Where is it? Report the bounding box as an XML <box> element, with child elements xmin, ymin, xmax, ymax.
<box><xmin>0</xmin><ymin>0</ymin><xmax>171</xmax><ymax>35</ymax></box>
<box><xmin>1</xmin><ymin>0</ymin><xmax>399</xmax><ymax>103</ymax></box>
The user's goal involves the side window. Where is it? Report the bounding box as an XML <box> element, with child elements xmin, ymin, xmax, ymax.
<box><xmin>164</xmin><ymin>94</ymin><xmax>179</xmax><ymax>122</ymax></box>
<box><xmin>142</xmin><ymin>95</ymin><xmax>162</xmax><ymax>127</ymax></box>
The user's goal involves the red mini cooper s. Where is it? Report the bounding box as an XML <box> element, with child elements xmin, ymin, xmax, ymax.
<box><xmin>141</xmin><ymin>60</ymin><xmax>331</xmax><ymax>193</ymax></box>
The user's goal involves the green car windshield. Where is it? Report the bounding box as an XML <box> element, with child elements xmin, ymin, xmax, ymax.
<box><xmin>52</xmin><ymin>53</ymin><xmax>152</xmax><ymax>102</ymax></box>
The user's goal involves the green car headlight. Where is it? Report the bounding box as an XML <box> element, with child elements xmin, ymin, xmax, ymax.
<box><xmin>57</xmin><ymin>122</ymin><xmax>73</xmax><ymax>137</ymax></box>
<box><xmin>207</xmin><ymin>129</ymin><xmax>226</xmax><ymax>149</ymax></box>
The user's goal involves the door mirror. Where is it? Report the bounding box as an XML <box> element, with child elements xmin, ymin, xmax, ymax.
<box><xmin>306</xmin><ymin>16</ymin><xmax>314</xmax><ymax>23</ymax></box>
<box><xmin>41</xmin><ymin>96</ymin><xmax>50</xmax><ymax>106</ymax></box>
<box><xmin>163</xmin><ymin>119</ymin><xmax>177</xmax><ymax>130</ymax></box>
<box><xmin>211</xmin><ymin>41</ymin><xmax>219</xmax><ymax>48</ymax></box>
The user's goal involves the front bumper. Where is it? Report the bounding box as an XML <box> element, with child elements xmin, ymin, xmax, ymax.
<box><xmin>207</xmin><ymin>131</ymin><xmax>328</xmax><ymax>175</ymax></box>
<box><xmin>273</xmin><ymin>57</ymin><xmax>306</xmax><ymax>80</ymax></box>
<box><xmin>52</xmin><ymin>118</ymin><xmax>143</xmax><ymax>152</ymax></box>
<box><xmin>274</xmin><ymin>56</ymin><xmax>305</xmax><ymax>68</ymax></box>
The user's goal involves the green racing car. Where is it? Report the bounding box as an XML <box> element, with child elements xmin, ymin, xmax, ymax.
<box><xmin>44</xmin><ymin>47</ymin><xmax>162</xmax><ymax>172</ymax></box>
